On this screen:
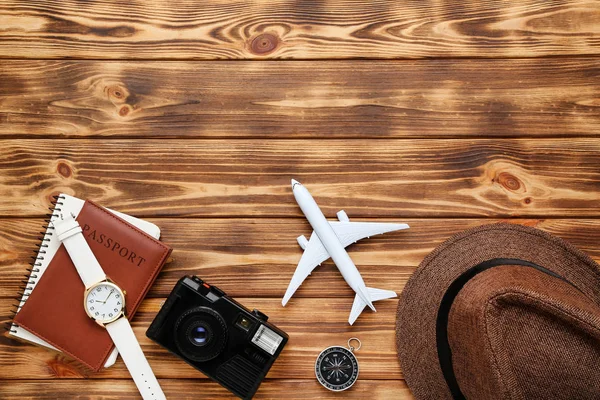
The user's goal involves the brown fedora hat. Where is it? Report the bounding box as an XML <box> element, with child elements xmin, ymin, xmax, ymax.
<box><xmin>396</xmin><ymin>223</ymin><xmax>600</xmax><ymax>399</ymax></box>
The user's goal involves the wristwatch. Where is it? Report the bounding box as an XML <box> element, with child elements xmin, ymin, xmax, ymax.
<box><xmin>54</xmin><ymin>217</ymin><xmax>166</xmax><ymax>400</ymax></box>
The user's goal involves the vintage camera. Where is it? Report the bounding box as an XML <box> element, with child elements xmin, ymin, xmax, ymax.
<box><xmin>146</xmin><ymin>276</ymin><xmax>289</xmax><ymax>399</ymax></box>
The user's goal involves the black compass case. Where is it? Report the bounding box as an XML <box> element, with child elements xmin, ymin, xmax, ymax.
<box><xmin>315</xmin><ymin>346</ymin><xmax>359</xmax><ymax>391</ymax></box>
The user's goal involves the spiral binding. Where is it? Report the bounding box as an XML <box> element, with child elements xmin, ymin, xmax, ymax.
<box><xmin>7</xmin><ymin>195</ymin><xmax>65</xmax><ymax>334</ymax></box>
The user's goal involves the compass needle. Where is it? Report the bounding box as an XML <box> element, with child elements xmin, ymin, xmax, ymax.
<box><xmin>315</xmin><ymin>338</ymin><xmax>361</xmax><ymax>392</ymax></box>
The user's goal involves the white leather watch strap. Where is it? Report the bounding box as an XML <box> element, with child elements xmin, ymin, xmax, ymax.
<box><xmin>54</xmin><ymin>217</ymin><xmax>106</xmax><ymax>288</ymax></box>
<box><xmin>106</xmin><ymin>318</ymin><xmax>166</xmax><ymax>400</ymax></box>
<box><xmin>55</xmin><ymin>216</ymin><xmax>166</xmax><ymax>400</ymax></box>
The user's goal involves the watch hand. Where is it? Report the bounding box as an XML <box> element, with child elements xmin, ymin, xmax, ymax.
<box><xmin>103</xmin><ymin>291</ymin><xmax>114</xmax><ymax>303</ymax></box>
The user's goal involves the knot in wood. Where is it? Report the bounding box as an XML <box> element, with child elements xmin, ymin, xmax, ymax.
<box><xmin>47</xmin><ymin>356</ymin><xmax>86</xmax><ymax>378</ymax></box>
<box><xmin>250</xmin><ymin>33</ymin><xmax>279</xmax><ymax>55</ymax></box>
<box><xmin>119</xmin><ymin>105</ymin><xmax>131</xmax><ymax>117</ymax></box>
<box><xmin>496</xmin><ymin>172</ymin><xmax>522</xmax><ymax>192</ymax></box>
<box><xmin>48</xmin><ymin>191</ymin><xmax>62</xmax><ymax>203</ymax></box>
<box><xmin>106</xmin><ymin>85</ymin><xmax>128</xmax><ymax>102</ymax></box>
<box><xmin>56</xmin><ymin>161</ymin><xmax>72</xmax><ymax>178</ymax></box>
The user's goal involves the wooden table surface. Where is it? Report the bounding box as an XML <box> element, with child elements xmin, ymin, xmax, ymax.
<box><xmin>1</xmin><ymin>1</ymin><xmax>599</xmax><ymax>398</ymax></box>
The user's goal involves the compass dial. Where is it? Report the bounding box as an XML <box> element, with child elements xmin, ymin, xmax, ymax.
<box><xmin>315</xmin><ymin>346</ymin><xmax>359</xmax><ymax>391</ymax></box>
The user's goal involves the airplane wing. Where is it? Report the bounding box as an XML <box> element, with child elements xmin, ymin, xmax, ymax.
<box><xmin>282</xmin><ymin>212</ymin><xmax>409</xmax><ymax>307</ymax></box>
<box><xmin>281</xmin><ymin>231</ymin><xmax>331</xmax><ymax>306</ymax></box>
<box><xmin>329</xmin><ymin>220</ymin><xmax>410</xmax><ymax>248</ymax></box>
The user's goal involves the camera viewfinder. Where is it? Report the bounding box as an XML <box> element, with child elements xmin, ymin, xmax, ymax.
<box><xmin>236</xmin><ymin>314</ymin><xmax>253</xmax><ymax>332</ymax></box>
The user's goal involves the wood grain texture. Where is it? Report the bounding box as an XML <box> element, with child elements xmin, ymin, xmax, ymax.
<box><xmin>1</xmin><ymin>59</ymin><xmax>599</xmax><ymax>138</ymax></box>
<box><xmin>4</xmin><ymin>220</ymin><xmax>599</xmax><ymax>383</ymax></box>
<box><xmin>1</xmin><ymin>297</ymin><xmax>402</xmax><ymax>380</ymax></box>
<box><xmin>2</xmin><ymin>1</ymin><xmax>599</xmax><ymax>398</ymax></box>
<box><xmin>2</xmin><ymin>139</ymin><xmax>600</xmax><ymax>218</ymax></box>
<box><xmin>2</xmin><ymin>218</ymin><xmax>600</xmax><ymax>299</ymax></box>
<box><xmin>0</xmin><ymin>0</ymin><xmax>599</xmax><ymax>59</ymax></box>
<box><xmin>0</xmin><ymin>379</ymin><xmax>413</xmax><ymax>399</ymax></box>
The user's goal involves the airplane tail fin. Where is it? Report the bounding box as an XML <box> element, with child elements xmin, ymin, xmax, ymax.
<box><xmin>348</xmin><ymin>287</ymin><xmax>397</xmax><ymax>325</ymax></box>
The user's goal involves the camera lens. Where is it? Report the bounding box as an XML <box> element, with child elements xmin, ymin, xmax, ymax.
<box><xmin>187</xmin><ymin>322</ymin><xmax>213</xmax><ymax>347</ymax></box>
<box><xmin>174</xmin><ymin>306</ymin><xmax>228</xmax><ymax>362</ymax></box>
<box><xmin>192</xmin><ymin>326</ymin><xmax>208</xmax><ymax>344</ymax></box>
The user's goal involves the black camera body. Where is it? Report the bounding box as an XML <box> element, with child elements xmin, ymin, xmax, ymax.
<box><xmin>146</xmin><ymin>276</ymin><xmax>288</xmax><ymax>399</ymax></box>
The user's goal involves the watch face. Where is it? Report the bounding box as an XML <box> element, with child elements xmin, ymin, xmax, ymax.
<box><xmin>84</xmin><ymin>282</ymin><xmax>125</xmax><ymax>324</ymax></box>
<box><xmin>315</xmin><ymin>346</ymin><xmax>359</xmax><ymax>391</ymax></box>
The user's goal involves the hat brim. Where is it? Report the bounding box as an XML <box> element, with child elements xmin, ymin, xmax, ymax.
<box><xmin>395</xmin><ymin>223</ymin><xmax>600</xmax><ymax>400</ymax></box>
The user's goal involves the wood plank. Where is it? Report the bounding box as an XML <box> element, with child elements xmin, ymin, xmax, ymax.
<box><xmin>2</xmin><ymin>139</ymin><xmax>600</xmax><ymax>218</ymax></box>
<box><xmin>2</xmin><ymin>218</ymin><xmax>600</xmax><ymax>299</ymax></box>
<box><xmin>0</xmin><ymin>0</ymin><xmax>599</xmax><ymax>59</ymax></box>
<box><xmin>0</xmin><ymin>379</ymin><xmax>413</xmax><ymax>399</ymax></box>
<box><xmin>1</xmin><ymin>59</ymin><xmax>599</xmax><ymax>138</ymax></box>
<box><xmin>1</xmin><ymin>297</ymin><xmax>402</xmax><ymax>380</ymax></box>
<box><xmin>6</xmin><ymin>219</ymin><xmax>597</xmax><ymax>381</ymax></box>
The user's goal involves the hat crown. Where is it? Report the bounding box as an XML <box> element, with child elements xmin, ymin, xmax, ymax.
<box><xmin>448</xmin><ymin>265</ymin><xmax>600</xmax><ymax>399</ymax></box>
<box><xmin>397</xmin><ymin>223</ymin><xmax>600</xmax><ymax>400</ymax></box>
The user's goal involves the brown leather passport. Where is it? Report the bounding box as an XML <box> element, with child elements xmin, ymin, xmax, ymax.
<box><xmin>14</xmin><ymin>200</ymin><xmax>172</xmax><ymax>371</ymax></box>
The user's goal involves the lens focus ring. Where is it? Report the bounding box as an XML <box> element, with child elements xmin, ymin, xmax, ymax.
<box><xmin>174</xmin><ymin>306</ymin><xmax>228</xmax><ymax>362</ymax></box>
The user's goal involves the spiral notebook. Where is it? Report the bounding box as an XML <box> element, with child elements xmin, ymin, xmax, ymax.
<box><xmin>8</xmin><ymin>194</ymin><xmax>162</xmax><ymax>368</ymax></box>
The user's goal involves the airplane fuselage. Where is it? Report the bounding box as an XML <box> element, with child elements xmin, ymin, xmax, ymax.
<box><xmin>292</xmin><ymin>181</ymin><xmax>374</xmax><ymax>308</ymax></box>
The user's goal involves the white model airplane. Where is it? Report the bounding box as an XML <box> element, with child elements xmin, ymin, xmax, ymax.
<box><xmin>282</xmin><ymin>179</ymin><xmax>410</xmax><ymax>325</ymax></box>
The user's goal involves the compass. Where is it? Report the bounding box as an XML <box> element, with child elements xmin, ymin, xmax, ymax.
<box><xmin>315</xmin><ymin>338</ymin><xmax>361</xmax><ymax>392</ymax></box>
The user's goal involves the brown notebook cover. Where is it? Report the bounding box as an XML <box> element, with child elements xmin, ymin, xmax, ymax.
<box><xmin>14</xmin><ymin>200</ymin><xmax>172</xmax><ymax>371</ymax></box>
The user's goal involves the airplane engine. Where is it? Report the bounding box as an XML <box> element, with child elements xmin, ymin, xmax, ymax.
<box><xmin>297</xmin><ymin>235</ymin><xmax>308</xmax><ymax>249</ymax></box>
<box><xmin>337</xmin><ymin>210</ymin><xmax>350</xmax><ymax>222</ymax></box>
